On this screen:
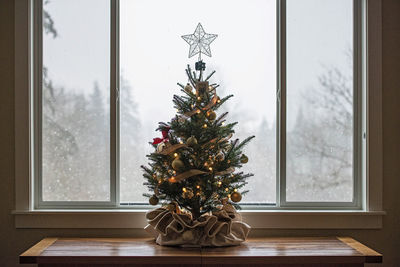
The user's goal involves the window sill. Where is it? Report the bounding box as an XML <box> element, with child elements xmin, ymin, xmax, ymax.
<box><xmin>12</xmin><ymin>210</ymin><xmax>385</xmax><ymax>229</ymax></box>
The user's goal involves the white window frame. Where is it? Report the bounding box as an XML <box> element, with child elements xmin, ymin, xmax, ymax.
<box><xmin>13</xmin><ymin>0</ymin><xmax>384</xmax><ymax>228</ymax></box>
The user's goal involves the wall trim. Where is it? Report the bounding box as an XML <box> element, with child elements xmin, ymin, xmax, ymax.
<box><xmin>13</xmin><ymin>210</ymin><xmax>384</xmax><ymax>229</ymax></box>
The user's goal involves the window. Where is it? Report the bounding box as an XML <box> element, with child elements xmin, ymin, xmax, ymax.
<box><xmin>28</xmin><ymin>0</ymin><xmax>367</xmax><ymax>210</ymax></box>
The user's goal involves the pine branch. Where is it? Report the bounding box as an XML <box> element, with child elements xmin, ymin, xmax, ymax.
<box><xmin>205</xmin><ymin>70</ymin><xmax>216</xmax><ymax>81</ymax></box>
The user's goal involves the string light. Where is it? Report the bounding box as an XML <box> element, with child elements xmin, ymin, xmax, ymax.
<box><xmin>173</xmin><ymin>153</ymin><xmax>178</xmax><ymax>158</ymax></box>
<box><xmin>228</xmin><ymin>194</ymin><xmax>231</xmax><ymax>198</ymax></box>
<box><xmin>197</xmin><ymin>96</ymin><xmax>201</xmax><ymax>101</ymax></box>
<box><xmin>196</xmin><ymin>109</ymin><xmax>201</xmax><ymax>114</ymax></box>
<box><xmin>208</xmin><ymin>167</ymin><xmax>213</xmax><ymax>171</ymax></box>
<box><xmin>234</xmin><ymin>188</ymin><xmax>238</xmax><ymax>192</ymax></box>
<box><xmin>196</xmin><ymin>185</ymin><xmax>201</xmax><ymax>189</ymax></box>
<box><xmin>221</xmin><ymin>122</ymin><xmax>225</xmax><ymax>126</ymax></box>
<box><xmin>217</xmin><ymin>181</ymin><xmax>222</xmax><ymax>186</ymax></box>
<box><xmin>169</xmin><ymin>177</ymin><xmax>176</xmax><ymax>183</ymax></box>
<box><xmin>203</xmin><ymin>124</ymin><xmax>208</xmax><ymax>128</ymax></box>
<box><xmin>225</xmin><ymin>188</ymin><xmax>229</xmax><ymax>192</ymax></box>
<box><xmin>182</xmin><ymin>187</ymin><xmax>187</xmax><ymax>192</ymax></box>
<box><xmin>173</xmin><ymin>171</ymin><xmax>177</xmax><ymax>175</ymax></box>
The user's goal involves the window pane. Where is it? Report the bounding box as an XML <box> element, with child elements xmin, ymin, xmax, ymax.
<box><xmin>120</xmin><ymin>0</ymin><xmax>276</xmax><ymax>203</ymax></box>
<box><xmin>42</xmin><ymin>0</ymin><xmax>110</xmax><ymax>201</ymax></box>
<box><xmin>286</xmin><ymin>0</ymin><xmax>353</xmax><ymax>202</ymax></box>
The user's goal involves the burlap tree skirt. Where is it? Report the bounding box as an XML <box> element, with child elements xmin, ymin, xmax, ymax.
<box><xmin>145</xmin><ymin>204</ymin><xmax>250</xmax><ymax>247</ymax></box>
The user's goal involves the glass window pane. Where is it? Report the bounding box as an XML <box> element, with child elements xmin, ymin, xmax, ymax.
<box><xmin>120</xmin><ymin>0</ymin><xmax>276</xmax><ymax>204</ymax></box>
<box><xmin>42</xmin><ymin>0</ymin><xmax>110</xmax><ymax>201</ymax></box>
<box><xmin>286</xmin><ymin>0</ymin><xmax>353</xmax><ymax>202</ymax></box>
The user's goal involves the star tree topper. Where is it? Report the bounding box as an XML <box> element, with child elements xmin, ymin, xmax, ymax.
<box><xmin>182</xmin><ymin>23</ymin><xmax>218</xmax><ymax>60</ymax></box>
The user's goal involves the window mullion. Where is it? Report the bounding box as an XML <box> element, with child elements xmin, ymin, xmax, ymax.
<box><xmin>353</xmin><ymin>0</ymin><xmax>364</xmax><ymax>209</ymax></box>
<box><xmin>34</xmin><ymin>0</ymin><xmax>43</xmax><ymax>209</ymax></box>
<box><xmin>110</xmin><ymin>0</ymin><xmax>120</xmax><ymax>207</ymax></box>
<box><xmin>277</xmin><ymin>0</ymin><xmax>287</xmax><ymax>207</ymax></box>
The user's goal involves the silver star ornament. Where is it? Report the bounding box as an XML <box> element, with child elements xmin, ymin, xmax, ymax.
<box><xmin>182</xmin><ymin>23</ymin><xmax>218</xmax><ymax>59</ymax></box>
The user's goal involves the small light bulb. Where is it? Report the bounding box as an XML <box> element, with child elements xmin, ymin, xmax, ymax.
<box><xmin>228</xmin><ymin>194</ymin><xmax>231</xmax><ymax>198</ymax></box>
<box><xmin>208</xmin><ymin>167</ymin><xmax>213</xmax><ymax>171</ymax></box>
<box><xmin>182</xmin><ymin>187</ymin><xmax>187</xmax><ymax>192</ymax></box>
<box><xmin>217</xmin><ymin>99</ymin><xmax>221</xmax><ymax>103</ymax></box>
<box><xmin>234</xmin><ymin>188</ymin><xmax>238</xmax><ymax>192</ymax></box>
<box><xmin>196</xmin><ymin>185</ymin><xmax>200</xmax><ymax>189</ymax></box>
<box><xmin>221</xmin><ymin>122</ymin><xmax>225</xmax><ymax>126</ymax></box>
<box><xmin>191</xmin><ymin>104</ymin><xmax>194</xmax><ymax>108</ymax></box>
<box><xmin>217</xmin><ymin>181</ymin><xmax>222</xmax><ymax>186</ymax></box>
<box><xmin>173</xmin><ymin>171</ymin><xmax>176</xmax><ymax>175</ymax></box>
<box><xmin>196</xmin><ymin>109</ymin><xmax>201</xmax><ymax>114</ymax></box>
<box><xmin>203</xmin><ymin>124</ymin><xmax>208</xmax><ymax>128</ymax></box>
<box><xmin>197</xmin><ymin>96</ymin><xmax>201</xmax><ymax>100</ymax></box>
<box><xmin>179</xmin><ymin>141</ymin><xmax>183</xmax><ymax>144</ymax></box>
<box><xmin>169</xmin><ymin>177</ymin><xmax>176</xmax><ymax>183</ymax></box>
<box><xmin>173</xmin><ymin>153</ymin><xmax>178</xmax><ymax>157</ymax></box>
<box><xmin>204</xmin><ymin>162</ymin><xmax>208</xmax><ymax>166</ymax></box>
<box><xmin>225</xmin><ymin>188</ymin><xmax>229</xmax><ymax>192</ymax></box>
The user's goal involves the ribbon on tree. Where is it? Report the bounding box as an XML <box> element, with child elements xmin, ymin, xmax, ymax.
<box><xmin>158</xmin><ymin>143</ymin><xmax>188</xmax><ymax>155</ymax></box>
<box><xmin>202</xmin><ymin>133</ymin><xmax>233</xmax><ymax>148</ymax></box>
<box><xmin>184</xmin><ymin>92</ymin><xmax>219</xmax><ymax>117</ymax></box>
<box><xmin>173</xmin><ymin>169</ymin><xmax>208</xmax><ymax>182</ymax></box>
<box><xmin>152</xmin><ymin>127</ymin><xmax>170</xmax><ymax>145</ymax></box>
<box><xmin>171</xmin><ymin>167</ymin><xmax>236</xmax><ymax>183</ymax></box>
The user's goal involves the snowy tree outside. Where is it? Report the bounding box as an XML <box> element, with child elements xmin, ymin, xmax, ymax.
<box><xmin>41</xmin><ymin>0</ymin><xmax>353</xmax><ymax>204</ymax></box>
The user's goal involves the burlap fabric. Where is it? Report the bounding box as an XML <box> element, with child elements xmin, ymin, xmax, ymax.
<box><xmin>144</xmin><ymin>204</ymin><xmax>250</xmax><ymax>247</ymax></box>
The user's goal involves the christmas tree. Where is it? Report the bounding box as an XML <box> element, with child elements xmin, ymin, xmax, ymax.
<box><xmin>141</xmin><ymin>23</ymin><xmax>254</xmax><ymax>221</ymax></box>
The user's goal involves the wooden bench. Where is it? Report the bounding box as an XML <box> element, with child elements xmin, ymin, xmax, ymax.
<box><xmin>20</xmin><ymin>237</ymin><xmax>382</xmax><ymax>266</ymax></box>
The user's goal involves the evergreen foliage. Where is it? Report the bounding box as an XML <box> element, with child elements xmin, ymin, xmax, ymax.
<box><xmin>142</xmin><ymin>64</ymin><xmax>255</xmax><ymax>220</ymax></box>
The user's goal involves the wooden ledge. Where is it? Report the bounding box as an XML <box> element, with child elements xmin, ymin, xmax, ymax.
<box><xmin>20</xmin><ymin>237</ymin><xmax>382</xmax><ymax>266</ymax></box>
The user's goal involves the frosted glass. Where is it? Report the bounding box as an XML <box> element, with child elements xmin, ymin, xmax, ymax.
<box><xmin>42</xmin><ymin>0</ymin><xmax>110</xmax><ymax>201</ymax></box>
<box><xmin>120</xmin><ymin>0</ymin><xmax>277</xmax><ymax>204</ymax></box>
<box><xmin>286</xmin><ymin>0</ymin><xmax>353</xmax><ymax>202</ymax></box>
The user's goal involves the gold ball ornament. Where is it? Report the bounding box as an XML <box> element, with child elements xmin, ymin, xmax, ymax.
<box><xmin>230</xmin><ymin>192</ymin><xmax>242</xmax><ymax>203</ymax></box>
<box><xmin>186</xmin><ymin>136</ymin><xmax>198</xmax><ymax>146</ymax></box>
<box><xmin>207</xmin><ymin>110</ymin><xmax>217</xmax><ymax>121</ymax></box>
<box><xmin>240</xmin><ymin>154</ymin><xmax>249</xmax><ymax>164</ymax></box>
<box><xmin>216</xmin><ymin>152</ymin><xmax>225</xmax><ymax>161</ymax></box>
<box><xmin>172</xmin><ymin>158</ymin><xmax>185</xmax><ymax>171</ymax></box>
<box><xmin>184</xmin><ymin>83</ymin><xmax>193</xmax><ymax>93</ymax></box>
<box><xmin>149</xmin><ymin>195</ymin><xmax>159</xmax><ymax>205</ymax></box>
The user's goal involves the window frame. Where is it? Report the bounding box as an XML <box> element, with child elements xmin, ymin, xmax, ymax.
<box><xmin>13</xmin><ymin>0</ymin><xmax>384</xmax><ymax>228</ymax></box>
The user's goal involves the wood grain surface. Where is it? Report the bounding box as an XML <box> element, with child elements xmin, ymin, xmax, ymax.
<box><xmin>19</xmin><ymin>237</ymin><xmax>382</xmax><ymax>266</ymax></box>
